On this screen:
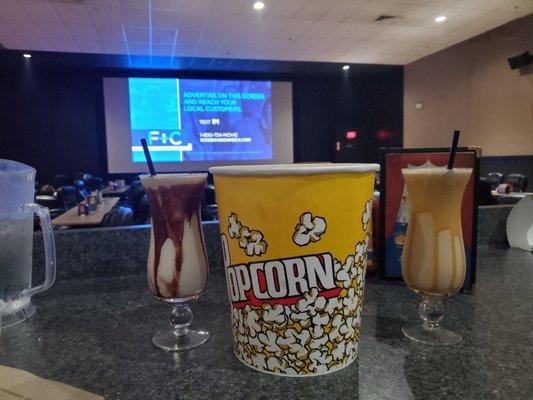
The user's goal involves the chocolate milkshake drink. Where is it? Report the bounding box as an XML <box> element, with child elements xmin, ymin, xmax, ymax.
<box><xmin>401</xmin><ymin>168</ymin><xmax>472</xmax><ymax>296</ymax></box>
<box><xmin>140</xmin><ymin>173</ymin><xmax>208</xmax><ymax>300</ymax></box>
<box><xmin>141</xmin><ymin>173</ymin><xmax>210</xmax><ymax>351</ymax></box>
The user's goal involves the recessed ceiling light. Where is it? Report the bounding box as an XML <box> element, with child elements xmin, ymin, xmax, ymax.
<box><xmin>253</xmin><ymin>1</ymin><xmax>265</xmax><ymax>10</ymax></box>
<box><xmin>23</xmin><ymin>53</ymin><xmax>31</xmax><ymax>59</ymax></box>
<box><xmin>342</xmin><ymin>65</ymin><xmax>350</xmax><ymax>70</ymax></box>
<box><xmin>435</xmin><ymin>16</ymin><xmax>447</xmax><ymax>23</ymax></box>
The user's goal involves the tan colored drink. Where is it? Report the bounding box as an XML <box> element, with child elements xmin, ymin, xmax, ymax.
<box><xmin>400</xmin><ymin>166</ymin><xmax>472</xmax><ymax>346</ymax></box>
<box><xmin>401</xmin><ymin>168</ymin><xmax>472</xmax><ymax>296</ymax></box>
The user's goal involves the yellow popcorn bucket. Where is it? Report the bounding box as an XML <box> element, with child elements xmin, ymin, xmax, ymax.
<box><xmin>210</xmin><ymin>163</ymin><xmax>379</xmax><ymax>376</ymax></box>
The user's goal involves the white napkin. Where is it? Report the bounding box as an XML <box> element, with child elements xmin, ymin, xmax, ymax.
<box><xmin>506</xmin><ymin>196</ymin><xmax>533</xmax><ymax>251</ymax></box>
<box><xmin>0</xmin><ymin>365</ymin><xmax>103</xmax><ymax>400</ymax></box>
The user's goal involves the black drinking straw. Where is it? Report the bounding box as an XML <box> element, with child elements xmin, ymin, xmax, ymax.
<box><xmin>140</xmin><ymin>138</ymin><xmax>157</xmax><ymax>176</ymax></box>
<box><xmin>447</xmin><ymin>130</ymin><xmax>460</xmax><ymax>169</ymax></box>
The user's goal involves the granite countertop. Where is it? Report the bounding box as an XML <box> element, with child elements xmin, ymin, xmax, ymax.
<box><xmin>1</xmin><ymin>246</ymin><xmax>532</xmax><ymax>400</ymax></box>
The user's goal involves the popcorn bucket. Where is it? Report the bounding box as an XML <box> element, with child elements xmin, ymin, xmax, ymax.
<box><xmin>210</xmin><ymin>163</ymin><xmax>379</xmax><ymax>376</ymax></box>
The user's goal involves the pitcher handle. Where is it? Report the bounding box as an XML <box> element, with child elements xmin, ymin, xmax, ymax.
<box><xmin>21</xmin><ymin>203</ymin><xmax>56</xmax><ymax>296</ymax></box>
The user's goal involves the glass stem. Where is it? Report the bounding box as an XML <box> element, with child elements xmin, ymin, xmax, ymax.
<box><xmin>419</xmin><ymin>295</ymin><xmax>444</xmax><ymax>332</ymax></box>
<box><xmin>170</xmin><ymin>303</ymin><xmax>193</xmax><ymax>337</ymax></box>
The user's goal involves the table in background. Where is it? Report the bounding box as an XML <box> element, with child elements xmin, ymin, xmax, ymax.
<box><xmin>491</xmin><ymin>191</ymin><xmax>533</xmax><ymax>199</ymax></box>
<box><xmin>51</xmin><ymin>197</ymin><xmax>119</xmax><ymax>227</ymax></box>
<box><xmin>101</xmin><ymin>185</ymin><xmax>129</xmax><ymax>197</ymax></box>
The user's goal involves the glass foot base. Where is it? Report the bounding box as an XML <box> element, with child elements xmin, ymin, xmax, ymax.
<box><xmin>402</xmin><ymin>324</ymin><xmax>462</xmax><ymax>346</ymax></box>
<box><xmin>152</xmin><ymin>329</ymin><xmax>210</xmax><ymax>352</ymax></box>
<box><xmin>1</xmin><ymin>302</ymin><xmax>35</xmax><ymax>329</ymax></box>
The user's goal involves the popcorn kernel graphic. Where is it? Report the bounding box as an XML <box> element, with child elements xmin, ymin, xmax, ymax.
<box><xmin>226</xmin><ymin>213</ymin><xmax>268</xmax><ymax>257</ymax></box>
<box><xmin>228</xmin><ymin>218</ymin><xmax>371</xmax><ymax>376</ymax></box>
<box><xmin>228</xmin><ymin>213</ymin><xmax>242</xmax><ymax>239</ymax></box>
<box><xmin>362</xmin><ymin>200</ymin><xmax>372</xmax><ymax>231</ymax></box>
<box><xmin>292</xmin><ymin>212</ymin><xmax>327</xmax><ymax>246</ymax></box>
<box><xmin>229</xmin><ymin>250</ymin><xmax>367</xmax><ymax>375</ymax></box>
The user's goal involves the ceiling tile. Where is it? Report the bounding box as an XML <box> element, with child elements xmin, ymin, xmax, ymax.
<box><xmin>87</xmin><ymin>6</ymin><xmax>122</xmax><ymax>25</ymax></box>
<box><xmin>283</xmin><ymin>38</ymin><xmax>315</xmax><ymax>52</ymax></box>
<box><xmin>68</xmin><ymin>24</ymin><xmax>100</xmax><ymax>41</ymax></box>
<box><xmin>324</xmin><ymin>22</ymin><xmax>361</xmax><ymax>38</ymax></box>
<box><xmin>152</xmin><ymin>0</ymin><xmax>181</xmax><ymax>11</ymax></box>
<box><xmin>303</xmin><ymin>20</ymin><xmax>339</xmax><ymax>38</ymax></box>
<box><xmin>266</xmin><ymin>0</ymin><xmax>307</xmax><ymax>18</ymax></box>
<box><xmin>49</xmin><ymin>37</ymin><xmax>80</xmax><ymax>52</ymax></box>
<box><xmin>119</xmin><ymin>0</ymin><xmax>148</xmax><ymax>10</ymax></box>
<box><xmin>0</xmin><ymin>21</ymin><xmax>15</xmax><ymax>36</ymax></box>
<box><xmin>348</xmin><ymin>23</ymin><xmax>385</xmax><ymax>41</ymax></box>
<box><xmin>196</xmin><ymin>29</ymin><xmax>226</xmax><ymax>45</ymax></box>
<box><xmin>293</xmin><ymin>0</ymin><xmax>332</xmax><ymax>20</ymax></box>
<box><xmin>258</xmin><ymin>16</ymin><xmax>290</xmax><ymax>33</ymax></box>
<box><xmin>123</xmin><ymin>8</ymin><xmax>148</xmax><ymax>27</ymax></box>
<box><xmin>180</xmin><ymin>0</ymin><xmax>214</xmax><ymax>21</ymax></box>
<box><xmin>426</xmin><ymin>0</ymin><xmax>461</xmax><ymax>7</ymax></box>
<box><xmin>125</xmin><ymin>26</ymin><xmax>149</xmax><ymax>42</ymax></box>
<box><xmin>0</xmin><ymin>35</ymin><xmax>28</xmax><ymax>49</ymax></box>
<box><xmin>25</xmin><ymin>37</ymin><xmax>55</xmax><ymax>51</ymax></box>
<box><xmin>37</xmin><ymin>21</ymin><xmax>72</xmax><ymax>39</ymax></box>
<box><xmin>128</xmin><ymin>41</ymin><xmax>149</xmax><ymax>55</ymax></box>
<box><xmin>19</xmin><ymin>0</ymin><xmax>62</xmax><ymax>22</ymax></box>
<box><xmin>216</xmin><ymin>0</ymin><xmax>251</xmax><ymax>14</ymax></box>
<box><xmin>370</xmin><ymin>25</ymin><xmax>410</xmax><ymax>42</ymax></box>
<box><xmin>6</xmin><ymin>20</ymin><xmax>42</xmax><ymax>38</ymax></box>
<box><xmin>75</xmin><ymin>40</ymin><xmax>103</xmax><ymax>53</ymax></box>
<box><xmin>152</xmin><ymin>28</ymin><xmax>177</xmax><ymax>43</ymax></box>
<box><xmin>0</xmin><ymin>0</ymin><xmax>30</xmax><ymax>21</ymax></box>
<box><xmin>152</xmin><ymin>10</ymin><xmax>179</xmax><ymax>28</ymax></box>
<box><xmin>0</xmin><ymin>0</ymin><xmax>530</xmax><ymax>65</ymax></box>
<box><xmin>394</xmin><ymin>0</ymin><xmax>430</xmax><ymax>5</ymax></box>
<box><xmin>152</xmin><ymin>42</ymin><xmax>174</xmax><ymax>55</ymax></box>
<box><xmin>356</xmin><ymin>1</ymin><xmax>396</xmax><ymax>17</ymax></box>
<box><xmin>86</xmin><ymin>0</ymin><xmax>120</xmax><ymax>6</ymax></box>
<box><xmin>318</xmin><ymin>0</ymin><xmax>368</xmax><ymax>22</ymax></box>
<box><xmin>480</xmin><ymin>0</ymin><xmax>533</xmax><ymax>12</ymax></box>
<box><xmin>173</xmin><ymin>43</ymin><xmax>196</xmax><ymax>56</ymax></box>
<box><xmin>95</xmin><ymin>24</ymin><xmax>125</xmax><ymax>41</ymax></box>
<box><xmin>275</xmin><ymin>18</ymin><xmax>315</xmax><ymax>41</ymax></box>
<box><xmin>101</xmin><ymin>40</ymin><xmax>127</xmax><ymax>53</ymax></box>
<box><xmin>54</xmin><ymin>2</ymin><xmax>93</xmax><ymax>24</ymax></box>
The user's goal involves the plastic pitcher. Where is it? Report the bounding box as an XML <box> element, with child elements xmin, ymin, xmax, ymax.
<box><xmin>0</xmin><ymin>160</ymin><xmax>56</xmax><ymax>328</ymax></box>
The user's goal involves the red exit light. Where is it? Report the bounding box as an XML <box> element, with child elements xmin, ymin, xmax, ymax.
<box><xmin>376</xmin><ymin>129</ymin><xmax>391</xmax><ymax>140</ymax></box>
<box><xmin>346</xmin><ymin>130</ymin><xmax>357</xmax><ymax>140</ymax></box>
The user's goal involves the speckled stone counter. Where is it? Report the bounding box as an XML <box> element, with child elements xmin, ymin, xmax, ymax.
<box><xmin>477</xmin><ymin>205</ymin><xmax>514</xmax><ymax>248</ymax></box>
<box><xmin>32</xmin><ymin>222</ymin><xmax>222</xmax><ymax>280</ymax></box>
<box><xmin>1</xmin><ymin>246</ymin><xmax>532</xmax><ymax>400</ymax></box>
<box><xmin>33</xmin><ymin>205</ymin><xmax>514</xmax><ymax>280</ymax></box>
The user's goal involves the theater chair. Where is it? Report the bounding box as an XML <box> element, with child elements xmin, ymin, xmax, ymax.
<box><xmin>37</xmin><ymin>184</ymin><xmax>56</xmax><ymax>196</ymax></box>
<box><xmin>85</xmin><ymin>177</ymin><xmax>104</xmax><ymax>191</ymax></box>
<box><xmin>507</xmin><ymin>174</ymin><xmax>528</xmax><ymax>192</ymax></box>
<box><xmin>101</xmin><ymin>205</ymin><xmax>134</xmax><ymax>227</ymax></box>
<box><xmin>487</xmin><ymin>172</ymin><xmax>505</xmax><ymax>190</ymax></box>
<box><xmin>56</xmin><ymin>186</ymin><xmax>80</xmax><ymax>210</ymax></box>
<box><xmin>53</xmin><ymin>174</ymin><xmax>70</xmax><ymax>188</ymax></box>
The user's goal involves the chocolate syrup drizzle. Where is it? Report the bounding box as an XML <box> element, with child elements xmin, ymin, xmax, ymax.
<box><xmin>146</xmin><ymin>179</ymin><xmax>206</xmax><ymax>298</ymax></box>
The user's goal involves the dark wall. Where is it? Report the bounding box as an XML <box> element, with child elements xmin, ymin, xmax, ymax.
<box><xmin>0</xmin><ymin>68</ymin><xmax>107</xmax><ymax>183</ymax></box>
<box><xmin>0</xmin><ymin>51</ymin><xmax>403</xmax><ymax>183</ymax></box>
